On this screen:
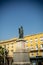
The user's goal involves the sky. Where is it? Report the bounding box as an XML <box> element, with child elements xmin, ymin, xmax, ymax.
<box><xmin>0</xmin><ymin>0</ymin><xmax>43</xmax><ymax>40</ymax></box>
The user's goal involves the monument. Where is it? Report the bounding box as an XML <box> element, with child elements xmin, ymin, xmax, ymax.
<box><xmin>19</xmin><ymin>26</ymin><xmax>24</xmax><ymax>38</ymax></box>
<box><xmin>13</xmin><ymin>26</ymin><xmax>30</xmax><ymax>65</ymax></box>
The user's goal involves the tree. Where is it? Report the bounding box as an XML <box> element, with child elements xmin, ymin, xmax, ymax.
<box><xmin>0</xmin><ymin>46</ymin><xmax>8</xmax><ymax>65</ymax></box>
<box><xmin>0</xmin><ymin>46</ymin><xmax>4</xmax><ymax>65</ymax></box>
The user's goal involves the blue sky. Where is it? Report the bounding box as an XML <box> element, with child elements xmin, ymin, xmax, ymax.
<box><xmin>0</xmin><ymin>0</ymin><xmax>43</xmax><ymax>40</ymax></box>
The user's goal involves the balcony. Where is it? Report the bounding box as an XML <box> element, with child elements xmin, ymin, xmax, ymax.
<box><xmin>30</xmin><ymin>48</ymin><xmax>34</xmax><ymax>52</ymax></box>
<box><xmin>36</xmin><ymin>48</ymin><xmax>38</xmax><ymax>50</ymax></box>
<box><xmin>40</xmin><ymin>48</ymin><xmax>43</xmax><ymax>51</ymax></box>
<box><xmin>30</xmin><ymin>48</ymin><xmax>38</xmax><ymax>52</ymax></box>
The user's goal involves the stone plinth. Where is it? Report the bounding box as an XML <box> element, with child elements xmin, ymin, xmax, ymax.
<box><xmin>13</xmin><ymin>39</ymin><xmax>30</xmax><ymax>65</ymax></box>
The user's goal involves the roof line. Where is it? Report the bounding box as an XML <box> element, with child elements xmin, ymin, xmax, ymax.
<box><xmin>24</xmin><ymin>33</ymin><xmax>43</xmax><ymax>38</ymax></box>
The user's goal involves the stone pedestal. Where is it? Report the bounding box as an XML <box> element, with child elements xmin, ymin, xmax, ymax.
<box><xmin>13</xmin><ymin>39</ymin><xmax>30</xmax><ymax>65</ymax></box>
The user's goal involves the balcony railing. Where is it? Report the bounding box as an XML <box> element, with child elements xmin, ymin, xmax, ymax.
<box><xmin>40</xmin><ymin>48</ymin><xmax>43</xmax><ymax>51</ymax></box>
<box><xmin>30</xmin><ymin>48</ymin><xmax>38</xmax><ymax>52</ymax></box>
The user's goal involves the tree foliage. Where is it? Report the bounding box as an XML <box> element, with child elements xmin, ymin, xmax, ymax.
<box><xmin>0</xmin><ymin>46</ymin><xmax>8</xmax><ymax>65</ymax></box>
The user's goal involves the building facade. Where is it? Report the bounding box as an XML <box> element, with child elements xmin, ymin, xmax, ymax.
<box><xmin>24</xmin><ymin>33</ymin><xmax>43</xmax><ymax>65</ymax></box>
<box><xmin>0</xmin><ymin>33</ymin><xmax>43</xmax><ymax>65</ymax></box>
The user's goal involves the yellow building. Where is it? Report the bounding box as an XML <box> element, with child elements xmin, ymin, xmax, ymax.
<box><xmin>0</xmin><ymin>33</ymin><xmax>43</xmax><ymax>64</ymax></box>
<box><xmin>24</xmin><ymin>33</ymin><xmax>43</xmax><ymax>57</ymax></box>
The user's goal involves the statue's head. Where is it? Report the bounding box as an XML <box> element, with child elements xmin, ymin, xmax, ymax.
<box><xmin>21</xmin><ymin>26</ymin><xmax>23</xmax><ymax>28</ymax></box>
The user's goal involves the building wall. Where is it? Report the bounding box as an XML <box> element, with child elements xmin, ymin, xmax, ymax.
<box><xmin>24</xmin><ymin>33</ymin><xmax>43</xmax><ymax>57</ymax></box>
<box><xmin>0</xmin><ymin>33</ymin><xmax>43</xmax><ymax>58</ymax></box>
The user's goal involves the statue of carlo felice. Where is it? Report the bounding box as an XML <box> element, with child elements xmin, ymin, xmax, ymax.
<box><xmin>19</xmin><ymin>26</ymin><xmax>24</xmax><ymax>38</ymax></box>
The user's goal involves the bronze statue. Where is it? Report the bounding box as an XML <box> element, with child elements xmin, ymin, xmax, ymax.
<box><xmin>19</xmin><ymin>26</ymin><xmax>24</xmax><ymax>38</ymax></box>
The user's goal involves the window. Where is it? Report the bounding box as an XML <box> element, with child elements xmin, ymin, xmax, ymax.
<box><xmin>35</xmin><ymin>38</ymin><xmax>38</xmax><ymax>43</ymax></box>
<box><xmin>11</xmin><ymin>43</ymin><xmax>14</xmax><ymax>45</ymax></box>
<box><xmin>41</xmin><ymin>44</ymin><xmax>43</xmax><ymax>48</ymax></box>
<box><xmin>26</xmin><ymin>41</ymin><xmax>29</xmax><ymax>43</ymax></box>
<box><xmin>8</xmin><ymin>50</ymin><xmax>9</xmax><ymax>52</ymax></box>
<box><xmin>8</xmin><ymin>46</ymin><xmax>9</xmax><ymax>48</ymax></box>
<box><xmin>30</xmin><ymin>46</ymin><xmax>33</xmax><ymax>50</ymax></box>
<box><xmin>30</xmin><ymin>39</ymin><xmax>33</xmax><ymax>43</ymax></box>
<box><xmin>31</xmin><ymin>53</ymin><xmax>34</xmax><ymax>57</ymax></box>
<box><xmin>32</xmin><ymin>53</ymin><xmax>34</xmax><ymax>55</ymax></box>
<box><xmin>40</xmin><ymin>37</ymin><xmax>43</xmax><ymax>42</ymax></box>
<box><xmin>30</xmin><ymin>53</ymin><xmax>33</xmax><ymax>57</ymax></box>
<box><xmin>6</xmin><ymin>44</ymin><xmax>9</xmax><ymax>48</ymax></box>
<box><xmin>12</xmin><ymin>46</ymin><xmax>13</xmax><ymax>48</ymax></box>
<box><xmin>25</xmin><ymin>45</ymin><xmax>29</xmax><ymax>49</ymax></box>
<box><xmin>42</xmin><ymin>52</ymin><xmax>43</xmax><ymax>56</ymax></box>
<box><xmin>36</xmin><ymin>52</ymin><xmax>38</xmax><ymax>55</ymax></box>
<box><xmin>11</xmin><ymin>50</ymin><xmax>13</xmax><ymax>52</ymax></box>
<box><xmin>10</xmin><ymin>43</ymin><xmax>14</xmax><ymax>48</ymax></box>
<box><xmin>36</xmin><ymin>44</ymin><xmax>38</xmax><ymax>49</ymax></box>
